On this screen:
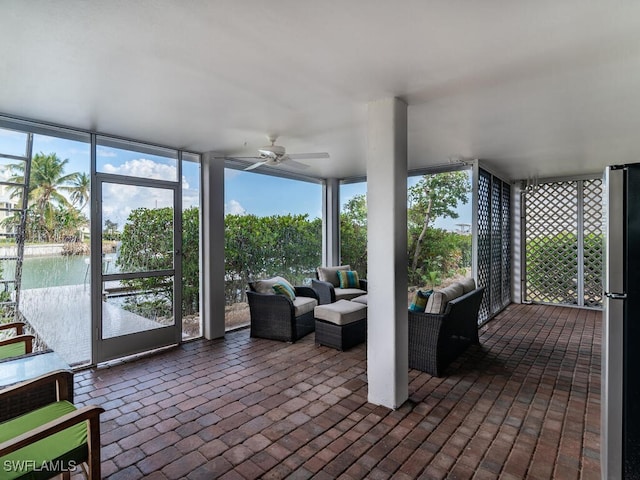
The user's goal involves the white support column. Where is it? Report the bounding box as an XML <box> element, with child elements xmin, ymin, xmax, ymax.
<box><xmin>323</xmin><ymin>178</ymin><xmax>340</xmax><ymax>266</ymax></box>
<box><xmin>366</xmin><ymin>97</ymin><xmax>408</xmax><ymax>409</ymax></box>
<box><xmin>201</xmin><ymin>153</ymin><xmax>226</xmax><ymax>339</ymax></box>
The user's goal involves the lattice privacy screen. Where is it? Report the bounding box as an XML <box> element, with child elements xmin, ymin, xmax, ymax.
<box><xmin>477</xmin><ymin>169</ymin><xmax>511</xmax><ymax>324</ymax></box>
<box><xmin>583</xmin><ymin>180</ymin><xmax>604</xmax><ymax>307</ymax></box>
<box><xmin>523</xmin><ymin>178</ymin><xmax>603</xmax><ymax>307</ymax></box>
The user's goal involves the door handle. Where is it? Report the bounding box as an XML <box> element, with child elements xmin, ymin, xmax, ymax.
<box><xmin>605</xmin><ymin>292</ymin><xmax>627</xmax><ymax>300</ymax></box>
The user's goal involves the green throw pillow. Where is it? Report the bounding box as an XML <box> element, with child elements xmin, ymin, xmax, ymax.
<box><xmin>409</xmin><ymin>289</ymin><xmax>433</xmax><ymax>312</ymax></box>
<box><xmin>273</xmin><ymin>282</ymin><xmax>296</xmax><ymax>300</ymax></box>
<box><xmin>337</xmin><ymin>270</ymin><xmax>360</xmax><ymax>289</ymax></box>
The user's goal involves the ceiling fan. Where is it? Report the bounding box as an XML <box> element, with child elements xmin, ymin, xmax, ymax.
<box><xmin>231</xmin><ymin>135</ymin><xmax>330</xmax><ymax>171</ymax></box>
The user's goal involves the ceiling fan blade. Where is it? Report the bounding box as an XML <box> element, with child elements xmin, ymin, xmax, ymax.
<box><xmin>282</xmin><ymin>159</ymin><xmax>310</xmax><ymax>170</ymax></box>
<box><xmin>244</xmin><ymin>160</ymin><xmax>268</xmax><ymax>171</ymax></box>
<box><xmin>287</xmin><ymin>152</ymin><xmax>330</xmax><ymax>160</ymax></box>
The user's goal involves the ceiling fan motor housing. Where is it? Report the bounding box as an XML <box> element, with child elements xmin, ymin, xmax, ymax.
<box><xmin>258</xmin><ymin>144</ymin><xmax>286</xmax><ymax>158</ymax></box>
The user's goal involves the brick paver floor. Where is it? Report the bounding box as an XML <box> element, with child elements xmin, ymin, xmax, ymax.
<box><xmin>72</xmin><ymin>303</ymin><xmax>601</xmax><ymax>479</ymax></box>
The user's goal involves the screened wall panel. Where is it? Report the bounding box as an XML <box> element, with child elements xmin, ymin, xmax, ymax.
<box><xmin>490</xmin><ymin>176</ymin><xmax>502</xmax><ymax>313</ymax></box>
<box><xmin>476</xmin><ymin>168</ymin><xmax>511</xmax><ymax>324</ymax></box>
<box><xmin>477</xmin><ymin>171</ymin><xmax>492</xmax><ymax>322</ymax></box>
<box><xmin>523</xmin><ymin>178</ymin><xmax>603</xmax><ymax>308</ymax></box>
<box><xmin>501</xmin><ymin>182</ymin><xmax>511</xmax><ymax>307</ymax></box>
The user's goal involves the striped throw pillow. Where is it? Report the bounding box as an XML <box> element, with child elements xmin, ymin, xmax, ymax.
<box><xmin>409</xmin><ymin>290</ymin><xmax>433</xmax><ymax>312</ymax></box>
<box><xmin>273</xmin><ymin>282</ymin><xmax>296</xmax><ymax>300</ymax></box>
<box><xmin>337</xmin><ymin>270</ymin><xmax>360</xmax><ymax>289</ymax></box>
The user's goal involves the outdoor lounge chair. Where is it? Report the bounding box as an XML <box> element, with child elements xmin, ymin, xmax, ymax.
<box><xmin>312</xmin><ymin>265</ymin><xmax>367</xmax><ymax>304</ymax></box>
<box><xmin>0</xmin><ymin>370</ymin><xmax>104</xmax><ymax>479</ymax></box>
<box><xmin>247</xmin><ymin>276</ymin><xmax>319</xmax><ymax>342</ymax></box>
<box><xmin>0</xmin><ymin>322</ymin><xmax>35</xmax><ymax>360</ymax></box>
<box><xmin>408</xmin><ymin>284</ymin><xmax>484</xmax><ymax>377</ymax></box>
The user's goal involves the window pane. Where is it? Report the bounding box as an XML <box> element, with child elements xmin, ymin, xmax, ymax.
<box><xmin>102</xmin><ymin>275</ymin><xmax>174</xmax><ymax>339</ymax></box>
<box><xmin>103</xmin><ymin>183</ymin><xmax>174</xmax><ymax>274</ymax></box>
<box><xmin>12</xmin><ymin>134</ymin><xmax>92</xmax><ymax>367</ymax></box>
<box><xmin>181</xmin><ymin>153</ymin><xmax>201</xmax><ymax>339</ymax></box>
<box><xmin>0</xmin><ymin>127</ymin><xmax>28</xmax><ymax>157</ymax></box>
<box><xmin>407</xmin><ymin>170</ymin><xmax>472</xmax><ymax>296</ymax></box>
<box><xmin>224</xmin><ymin>168</ymin><xmax>322</xmax><ymax>330</ymax></box>
<box><xmin>340</xmin><ymin>170</ymin><xmax>472</xmax><ymax>308</ymax></box>
<box><xmin>96</xmin><ymin>136</ymin><xmax>178</xmax><ymax>182</ymax></box>
<box><xmin>340</xmin><ymin>181</ymin><xmax>368</xmax><ymax>278</ymax></box>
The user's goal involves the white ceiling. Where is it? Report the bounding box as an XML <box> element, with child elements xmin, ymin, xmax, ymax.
<box><xmin>2</xmin><ymin>1</ymin><xmax>640</xmax><ymax>181</ymax></box>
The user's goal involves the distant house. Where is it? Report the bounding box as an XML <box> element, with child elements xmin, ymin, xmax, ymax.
<box><xmin>0</xmin><ymin>185</ymin><xmax>17</xmax><ymax>238</ymax></box>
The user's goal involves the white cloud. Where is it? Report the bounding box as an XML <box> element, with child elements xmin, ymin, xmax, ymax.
<box><xmin>102</xmin><ymin>182</ymin><xmax>174</xmax><ymax>229</ymax></box>
<box><xmin>102</xmin><ymin>158</ymin><xmax>177</xmax><ymax>181</ymax></box>
<box><xmin>183</xmin><ymin>190</ymin><xmax>199</xmax><ymax>210</ymax></box>
<box><xmin>225</xmin><ymin>199</ymin><xmax>246</xmax><ymax>215</ymax></box>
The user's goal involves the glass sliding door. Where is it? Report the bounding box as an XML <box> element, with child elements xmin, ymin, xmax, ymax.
<box><xmin>94</xmin><ymin>137</ymin><xmax>181</xmax><ymax>362</ymax></box>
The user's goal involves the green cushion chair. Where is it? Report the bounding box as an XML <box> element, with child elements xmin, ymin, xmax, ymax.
<box><xmin>0</xmin><ymin>370</ymin><xmax>104</xmax><ymax>479</ymax></box>
<box><xmin>0</xmin><ymin>322</ymin><xmax>35</xmax><ymax>360</ymax></box>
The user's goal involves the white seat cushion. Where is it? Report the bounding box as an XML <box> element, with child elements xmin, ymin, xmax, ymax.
<box><xmin>334</xmin><ymin>287</ymin><xmax>367</xmax><ymax>301</ymax></box>
<box><xmin>294</xmin><ymin>296</ymin><xmax>318</xmax><ymax>317</ymax></box>
<box><xmin>314</xmin><ymin>299</ymin><xmax>367</xmax><ymax>325</ymax></box>
<box><xmin>252</xmin><ymin>276</ymin><xmax>294</xmax><ymax>295</ymax></box>
<box><xmin>351</xmin><ymin>294</ymin><xmax>368</xmax><ymax>305</ymax></box>
<box><xmin>425</xmin><ymin>283</ymin><xmax>464</xmax><ymax>314</ymax></box>
<box><xmin>459</xmin><ymin>277</ymin><xmax>476</xmax><ymax>294</ymax></box>
<box><xmin>317</xmin><ymin>265</ymin><xmax>351</xmax><ymax>287</ymax></box>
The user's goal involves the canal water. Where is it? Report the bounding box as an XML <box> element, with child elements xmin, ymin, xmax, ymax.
<box><xmin>1</xmin><ymin>255</ymin><xmax>117</xmax><ymax>290</ymax></box>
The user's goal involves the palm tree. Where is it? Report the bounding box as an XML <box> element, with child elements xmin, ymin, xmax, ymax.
<box><xmin>7</xmin><ymin>152</ymin><xmax>81</xmax><ymax>242</ymax></box>
<box><xmin>70</xmin><ymin>172</ymin><xmax>90</xmax><ymax>208</ymax></box>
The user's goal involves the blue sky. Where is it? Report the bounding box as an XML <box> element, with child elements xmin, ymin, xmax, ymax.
<box><xmin>1</xmin><ymin>126</ymin><xmax>471</xmax><ymax>232</ymax></box>
<box><xmin>224</xmin><ymin>169</ymin><xmax>323</xmax><ymax>218</ymax></box>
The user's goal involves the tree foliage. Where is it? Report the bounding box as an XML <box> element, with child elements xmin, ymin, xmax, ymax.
<box><xmin>181</xmin><ymin>208</ymin><xmax>200</xmax><ymax>315</ymax></box>
<box><xmin>225</xmin><ymin>214</ymin><xmax>321</xmax><ymax>304</ymax></box>
<box><xmin>116</xmin><ymin>206</ymin><xmax>200</xmax><ymax>317</ymax></box>
<box><xmin>408</xmin><ymin>172</ymin><xmax>470</xmax><ymax>280</ymax></box>
<box><xmin>3</xmin><ymin>152</ymin><xmax>87</xmax><ymax>243</ymax></box>
<box><xmin>115</xmin><ymin>171</ymin><xmax>471</xmax><ymax>316</ymax></box>
<box><xmin>116</xmin><ymin>209</ymin><xmax>323</xmax><ymax>314</ymax></box>
<box><xmin>340</xmin><ymin>194</ymin><xmax>368</xmax><ymax>277</ymax></box>
<box><xmin>341</xmin><ymin>172</ymin><xmax>472</xmax><ymax>287</ymax></box>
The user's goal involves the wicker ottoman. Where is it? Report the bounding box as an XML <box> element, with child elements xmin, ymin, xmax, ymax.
<box><xmin>314</xmin><ymin>300</ymin><xmax>367</xmax><ymax>351</ymax></box>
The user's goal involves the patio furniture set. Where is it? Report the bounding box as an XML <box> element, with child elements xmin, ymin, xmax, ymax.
<box><xmin>247</xmin><ymin>266</ymin><xmax>484</xmax><ymax>377</ymax></box>
<box><xmin>0</xmin><ymin>266</ymin><xmax>482</xmax><ymax>479</ymax></box>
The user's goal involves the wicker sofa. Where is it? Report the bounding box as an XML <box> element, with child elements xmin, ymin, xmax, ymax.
<box><xmin>247</xmin><ymin>276</ymin><xmax>319</xmax><ymax>342</ymax></box>
<box><xmin>408</xmin><ymin>282</ymin><xmax>484</xmax><ymax>377</ymax></box>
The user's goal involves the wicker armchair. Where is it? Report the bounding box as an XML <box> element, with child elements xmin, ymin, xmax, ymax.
<box><xmin>0</xmin><ymin>370</ymin><xmax>104</xmax><ymax>479</ymax></box>
<box><xmin>247</xmin><ymin>283</ymin><xmax>319</xmax><ymax>342</ymax></box>
<box><xmin>312</xmin><ymin>265</ymin><xmax>367</xmax><ymax>304</ymax></box>
<box><xmin>408</xmin><ymin>287</ymin><xmax>484</xmax><ymax>377</ymax></box>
